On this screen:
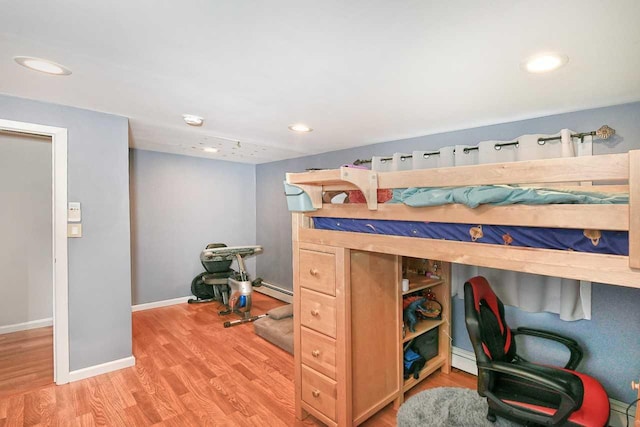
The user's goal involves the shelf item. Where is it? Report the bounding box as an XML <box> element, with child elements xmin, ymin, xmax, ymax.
<box><xmin>403</xmin><ymin>355</ymin><xmax>446</xmax><ymax>392</ymax></box>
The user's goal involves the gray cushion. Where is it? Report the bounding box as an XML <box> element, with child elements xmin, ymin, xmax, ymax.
<box><xmin>254</xmin><ymin>316</ymin><xmax>294</xmax><ymax>354</ymax></box>
<box><xmin>267</xmin><ymin>304</ymin><xmax>293</xmax><ymax>320</ymax></box>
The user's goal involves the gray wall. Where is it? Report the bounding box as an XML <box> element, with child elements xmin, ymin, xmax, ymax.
<box><xmin>0</xmin><ymin>131</ymin><xmax>52</xmax><ymax>327</ymax></box>
<box><xmin>256</xmin><ymin>101</ymin><xmax>640</xmax><ymax>402</ymax></box>
<box><xmin>0</xmin><ymin>94</ymin><xmax>132</xmax><ymax>371</ymax></box>
<box><xmin>130</xmin><ymin>149</ymin><xmax>257</xmax><ymax>305</ymax></box>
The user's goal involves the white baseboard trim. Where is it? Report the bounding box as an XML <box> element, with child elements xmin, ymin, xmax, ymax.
<box><xmin>68</xmin><ymin>355</ymin><xmax>136</xmax><ymax>383</ymax></box>
<box><xmin>450</xmin><ymin>346</ymin><xmax>634</xmax><ymax>427</ymax></box>
<box><xmin>255</xmin><ymin>281</ymin><xmax>293</xmax><ymax>304</ymax></box>
<box><xmin>132</xmin><ymin>296</ymin><xmax>191</xmax><ymax>312</ymax></box>
<box><xmin>610</xmin><ymin>398</ymin><xmax>636</xmax><ymax>427</ymax></box>
<box><xmin>131</xmin><ymin>283</ymin><xmax>293</xmax><ymax>312</ymax></box>
<box><xmin>451</xmin><ymin>346</ymin><xmax>478</xmax><ymax>375</ymax></box>
<box><xmin>0</xmin><ymin>317</ymin><xmax>53</xmax><ymax>335</ymax></box>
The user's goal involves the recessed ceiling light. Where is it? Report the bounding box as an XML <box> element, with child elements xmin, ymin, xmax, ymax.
<box><xmin>203</xmin><ymin>147</ymin><xmax>218</xmax><ymax>153</ymax></box>
<box><xmin>183</xmin><ymin>114</ymin><xmax>204</xmax><ymax>126</ymax></box>
<box><xmin>522</xmin><ymin>53</ymin><xmax>568</xmax><ymax>73</ymax></box>
<box><xmin>14</xmin><ymin>56</ymin><xmax>72</xmax><ymax>76</ymax></box>
<box><xmin>288</xmin><ymin>123</ymin><xmax>313</xmax><ymax>132</ymax></box>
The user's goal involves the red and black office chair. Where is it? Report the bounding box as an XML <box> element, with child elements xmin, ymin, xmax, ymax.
<box><xmin>464</xmin><ymin>276</ymin><xmax>609</xmax><ymax>427</ymax></box>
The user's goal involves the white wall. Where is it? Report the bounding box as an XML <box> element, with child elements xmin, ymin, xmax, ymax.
<box><xmin>0</xmin><ymin>131</ymin><xmax>52</xmax><ymax>327</ymax></box>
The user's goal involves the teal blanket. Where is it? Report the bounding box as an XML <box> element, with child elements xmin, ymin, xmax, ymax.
<box><xmin>392</xmin><ymin>185</ymin><xmax>628</xmax><ymax>208</ymax></box>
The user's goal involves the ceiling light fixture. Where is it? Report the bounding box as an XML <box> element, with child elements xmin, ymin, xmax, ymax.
<box><xmin>202</xmin><ymin>147</ymin><xmax>219</xmax><ymax>153</ymax></box>
<box><xmin>522</xmin><ymin>53</ymin><xmax>568</xmax><ymax>73</ymax></box>
<box><xmin>183</xmin><ymin>114</ymin><xmax>204</xmax><ymax>126</ymax></box>
<box><xmin>288</xmin><ymin>123</ymin><xmax>313</xmax><ymax>132</ymax></box>
<box><xmin>14</xmin><ymin>56</ymin><xmax>72</xmax><ymax>76</ymax></box>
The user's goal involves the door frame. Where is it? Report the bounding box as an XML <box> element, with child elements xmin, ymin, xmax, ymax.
<box><xmin>0</xmin><ymin>118</ymin><xmax>69</xmax><ymax>384</ymax></box>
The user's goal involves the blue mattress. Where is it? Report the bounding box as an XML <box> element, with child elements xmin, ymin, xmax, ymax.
<box><xmin>313</xmin><ymin>217</ymin><xmax>629</xmax><ymax>255</ymax></box>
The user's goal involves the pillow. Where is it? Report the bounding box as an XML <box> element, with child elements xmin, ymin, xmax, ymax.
<box><xmin>267</xmin><ymin>304</ymin><xmax>293</xmax><ymax>320</ymax></box>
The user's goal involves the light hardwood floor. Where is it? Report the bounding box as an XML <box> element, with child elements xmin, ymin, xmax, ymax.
<box><xmin>0</xmin><ymin>293</ymin><xmax>476</xmax><ymax>426</ymax></box>
<box><xmin>0</xmin><ymin>326</ymin><xmax>53</xmax><ymax>399</ymax></box>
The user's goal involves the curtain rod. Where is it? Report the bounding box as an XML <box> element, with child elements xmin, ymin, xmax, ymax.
<box><xmin>352</xmin><ymin>125</ymin><xmax>615</xmax><ymax>165</ymax></box>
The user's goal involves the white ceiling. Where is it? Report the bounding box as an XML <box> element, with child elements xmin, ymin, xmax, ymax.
<box><xmin>1</xmin><ymin>1</ymin><xmax>639</xmax><ymax>164</ymax></box>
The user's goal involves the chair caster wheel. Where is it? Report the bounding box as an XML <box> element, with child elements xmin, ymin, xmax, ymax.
<box><xmin>487</xmin><ymin>413</ymin><xmax>497</xmax><ymax>422</ymax></box>
<box><xmin>223</xmin><ymin>321</ymin><xmax>231</xmax><ymax>328</ymax></box>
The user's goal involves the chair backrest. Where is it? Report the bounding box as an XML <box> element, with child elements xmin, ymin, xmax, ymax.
<box><xmin>464</xmin><ymin>276</ymin><xmax>516</xmax><ymax>363</ymax></box>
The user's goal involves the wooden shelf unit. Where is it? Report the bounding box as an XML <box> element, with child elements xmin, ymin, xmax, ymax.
<box><xmin>400</xmin><ymin>257</ymin><xmax>450</xmax><ymax>397</ymax></box>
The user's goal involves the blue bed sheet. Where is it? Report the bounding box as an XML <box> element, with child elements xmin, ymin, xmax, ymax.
<box><xmin>391</xmin><ymin>185</ymin><xmax>628</xmax><ymax>208</ymax></box>
<box><xmin>313</xmin><ymin>217</ymin><xmax>629</xmax><ymax>255</ymax></box>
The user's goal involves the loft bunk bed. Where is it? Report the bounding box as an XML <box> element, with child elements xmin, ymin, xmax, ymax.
<box><xmin>286</xmin><ymin>150</ymin><xmax>640</xmax><ymax>289</ymax></box>
<box><xmin>287</xmin><ymin>149</ymin><xmax>640</xmax><ymax>426</ymax></box>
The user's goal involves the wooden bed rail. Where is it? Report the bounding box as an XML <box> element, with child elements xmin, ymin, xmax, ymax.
<box><xmin>298</xmin><ymin>228</ymin><xmax>640</xmax><ymax>289</ymax></box>
<box><xmin>630</xmin><ymin>150</ymin><xmax>640</xmax><ymax>269</ymax></box>
<box><xmin>286</xmin><ymin>152</ymin><xmax>630</xmax><ymax>207</ymax></box>
<box><xmin>309</xmin><ymin>204</ymin><xmax>629</xmax><ymax>231</ymax></box>
<box><xmin>377</xmin><ymin>153</ymin><xmax>628</xmax><ymax>188</ymax></box>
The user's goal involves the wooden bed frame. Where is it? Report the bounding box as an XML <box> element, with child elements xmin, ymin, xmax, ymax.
<box><xmin>287</xmin><ymin>150</ymin><xmax>640</xmax><ymax>289</ymax></box>
<box><xmin>287</xmin><ymin>150</ymin><xmax>639</xmax><ymax>426</ymax></box>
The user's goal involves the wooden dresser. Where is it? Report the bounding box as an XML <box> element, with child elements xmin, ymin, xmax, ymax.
<box><xmin>293</xmin><ymin>226</ymin><xmax>452</xmax><ymax>426</ymax></box>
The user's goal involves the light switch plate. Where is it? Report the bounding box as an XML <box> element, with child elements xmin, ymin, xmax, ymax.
<box><xmin>67</xmin><ymin>223</ymin><xmax>82</xmax><ymax>238</ymax></box>
<box><xmin>68</xmin><ymin>202</ymin><xmax>81</xmax><ymax>222</ymax></box>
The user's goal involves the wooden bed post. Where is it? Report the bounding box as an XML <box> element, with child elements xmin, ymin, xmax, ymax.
<box><xmin>340</xmin><ymin>167</ymin><xmax>378</xmax><ymax>210</ymax></box>
<box><xmin>292</xmin><ymin>212</ymin><xmax>305</xmax><ymax>421</ymax></box>
<box><xmin>630</xmin><ymin>150</ymin><xmax>640</xmax><ymax>269</ymax></box>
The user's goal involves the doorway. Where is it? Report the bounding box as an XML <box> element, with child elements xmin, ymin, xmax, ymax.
<box><xmin>0</xmin><ymin>130</ymin><xmax>53</xmax><ymax>395</ymax></box>
<box><xmin>0</xmin><ymin>119</ymin><xmax>69</xmax><ymax>390</ymax></box>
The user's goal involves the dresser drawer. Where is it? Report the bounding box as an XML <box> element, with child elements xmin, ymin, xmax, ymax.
<box><xmin>301</xmin><ymin>365</ymin><xmax>337</xmax><ymax>422</ymax></box>
<box><xmin>300</xmin><ymin>288</ymin><xmax>337</xmax><ymax>338</ymax></box>
<box><xmin>301</xmin><ymin>326</ymin><xmax>336</xmax><ymax>380</ymax></box>
<box><xmin>299</xmin><ymin>249</ymin><xmax>336</xmax><ymax>296</ymax></box>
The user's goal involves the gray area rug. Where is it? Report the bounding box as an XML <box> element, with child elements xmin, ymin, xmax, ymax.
<box><xmin>397</xmin><ymin>387</ymin><xmax>522</xmax><ymax>427</ymax></box>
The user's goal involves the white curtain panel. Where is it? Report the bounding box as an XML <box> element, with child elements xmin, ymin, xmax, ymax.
<box><xmin>412</xmin><ymin>146</ymin><xmax>455</xmax><ymax>169</ymax></box>
<box><xmin>371</xmin><ymin>155</ymin><xmax>394</xmax><ymax>172</ymax></box>
<box><xmin>375</xmin><ymin>129</ymin><xmax>592</xmax><ymax>321</ymax></box>
<box><xmin>393</xmin><ymin>153</ymin><xmax>414</xmax><ymax>171</ymax></box>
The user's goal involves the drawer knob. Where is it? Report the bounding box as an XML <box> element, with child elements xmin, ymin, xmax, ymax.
<box><xmin>312</xmin><ymin>389</ymin><xmax>320</xmax><ymax>398</ymax></box>
<box><xmin>310</xmin><ymin>309</ymin><xmax>320</xmax><ymax>317</ymax></box>
<box><xmin>312</xmin><ymin>349</ymin><xmax>320</xmax><ymax>358</ymax></box>
<box><xmin>309</xmin><ymin>268</ymin><xmax>319</xmax><ymax>276</ymax></box>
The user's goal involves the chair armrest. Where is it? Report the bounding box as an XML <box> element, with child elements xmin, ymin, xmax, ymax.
<box><xmin>480</xmin><ymin>361</ymin><xmax>584</xmax><ymax>426</ymax></box>
<box><xmin>513</xmin><ymin>327</ymin><xmax>583</xmax><ymax>370</ymax></box>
